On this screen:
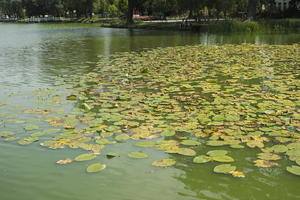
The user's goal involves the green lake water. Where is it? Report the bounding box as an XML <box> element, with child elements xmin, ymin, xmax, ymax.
<box><xmin>0</xmin><ymin>23</ymin><xmax>300</xmax><ymax>200</ymax></box>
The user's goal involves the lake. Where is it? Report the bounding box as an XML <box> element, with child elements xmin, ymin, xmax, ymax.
<box><xmin>0</xmin><ymin>23</ymin><xmax>299</xmax><ymax>200</ymax></box>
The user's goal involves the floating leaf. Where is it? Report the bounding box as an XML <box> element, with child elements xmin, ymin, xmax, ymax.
<box><xmin>213</xmin><ymin>164</ymin><xmax>236</xmax><ymax>174</ymax></box>
<box><xmin>135</xmin><ymin>141</ymin><xmax>157</xmax><ymax>147</ymax></box>
<box><xmin>193</xmin><ymin>155</ymin><xmax>211</xmax><ymax>163</ymax></box>
<box><xmin>87</xmin><ymin>163</ymin><xmax>106</xmax><ymax>173</ymax></box>
<box><xmin>177</xmin><ymin>148</ymin><xmax>196</xmax><ymax>156</ymax></box>
<box><xmin>152</xmin><ymin>158</ymin><xmax>176</xmax><ymax>167</ymax></box>
<box><xmin>128</xmin><ymin>152</ymin><xmax>148</xmax><ymax>159</ymax></box>
<box><xmin>181</xmin><ymin>140</ymin><xmax>201</xmax><ymax>146</ymax></box>
<box><xmin>161</xmin><ymin>127</ymin><xmax>176</xmax><ymax>137</ymax></box>
<box><xmin>115</xmin><ymin>133</ymin><xmax>130</xmax><ymax>141</ymax></box>
<box><xmin>74</xmin><ymin>153</ymin><xmax>96</xmax><ymax>162</ymax></box>
<box><xmin>286</xmin><ymin>165</ymin><xmax>300</xmax><ymax>176</ymax></box>
<box><xmin>96</xmin><ymin>139</ymin><xmax>116</xmax><ymax>145</ymax></box>
<box><xmin>56</xmin><ymin>158</ymin><xmax>73</xmax><ymax>165</ymax></box>
<box><xmin>0</xmin><ymin>131</ymin><xmax>14</xmax><ymax>137</ymax></box>
<box><xmin>257</xmin><ymin>152</ymin><xmax>281</xmax><ymax>161</ymax></box>
<box><xmin>211</xmin><ymin>155</ymin><xmax>234</xmax><ymax>162</ymax></box>
<box><xmin>254</xmin><ymin>159</ymin><xmax>279</xmax><ymax>168</ymax></box>
<box><xmin>270</xmin><ymin>145</ymin><xmax>288</xmax><ymax>153</ymax></box>
<box><xmin>206</xmin><ymin>140</ymin><xmax>226</xmax><ymax>146</ymax></box>
<box><xmin>24</xmin><ymin>125</ymin><xmax>39</xmax><ymax>131</ymax></box>
<box><xmin>229</xmin><ymin>171</ymin><xmax>245</xmax><ymax>178</ymax></box>
<box><xmin>106</xmin><ymin>152</ymin><xmax>120</xmax><ymax>159</ymax></box>
<box><xmin>207</xmin><ymin>150</ymin><xmax>228</xmax><ymax>157</ymax></box>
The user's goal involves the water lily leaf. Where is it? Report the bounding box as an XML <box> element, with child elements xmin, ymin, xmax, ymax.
<box><xmin>181</xmin><ymin>140</ymin><xmax>201</xmax><ymax>146</ymax></box>
<box><xmin>206</xmin><ymin>140</ymin><xmax>226</xmax><ymax>146</ymax></box>
<box><xmin>24</xmin><ymin>125</ymin><xmax>39</xmax><ymax>131</ymax></box>
<box><xmin>257</xmin><ymin>152</ymin><xmax>281</xmax><ymax>161</ymax></box>
<box><xmin>74</xmin><ymin>153</ymin><xmax>96</xmax><ymax>162</ymax></box>
<box><xmin>230</xmin><ymin>144</ymin><xmax>244</xmax><ymax>149</ymax></box>
<box><xmin>115</xmin><ymin>133</ymin><xmax>130</xmax><ymax>141</ymax></box>
<box><xmin>56</xmin><ymin>158</ymin><xmax>73</xmax><ymax>165</ymax></box>
<box><xmin>152</xmin><ymin>158</ymin><xmax>176</xmax><ymax>167</ymax></box>
<box><xmin>87</xmin><ymin>163</ymin><xmax>106</xmax><ymax>173</ymax></box>
<box><xmin>246</xmin><ymin>140</ymin><xmax>264</xmax><ymax>148</ymax></box>
<box><xmin>161</xmin><ymin>127</ymin><xmax>176</xmax><ymax>137</ymax></box>
<box><xmin>254</xmin><ymin>159</ymin><xmax>279</xmax><ymax>168</ymax></box>
<box><xmin>177</xmin><ymin>148</ymin><xmax>196</xmax><ymax>156</ymax></box>
<box><xmin>96</xmin><ymin>138</ymin><xmax>116</xmax><ymax>145</ymax></box>
<box><xmin>128</xmin><ymin>152</ymin><xmax>148</xmax><ymax>159</ymax></box>
<box><xmin>207</xmin><ymin>150</ymin><xmax>228</xmax><ymax>157</ymax></box>
<box><xmin>229</xmin><ymin>171</ymin><xmax>245</xmax><ymax>178</ymax></box>
<box><xmin>287</xmin><ymin>143</ymin><xmax>300</xmax><ymax>150</ymax></box>
<box><xmin>66</xmin><ymin>95</ymin><xmax>77</xmax><ymax>100</ymax></box>
<box><xmin>286</xmin><ymin>165</ymin><xmax>300</xmax><ymax>176</ymax></box>
<box><xmin>18</xmin><ymin>137</ymin><xmax>39</xmax><ymax>145</ymax></box>
<box><xmin>106</xmin><ymin>152</ymin><xmax>120</xmax><ymax>159</ymax></box>
<box><xmin>0</xmin><ymin>131</ymin><xmax>14</xmax><ymax>137</ymax></box>
<box><xmin>135</xmin><ymin>141</ymin><xmax>157</xmax><ymax>147</ymax></box>
<box><xmin>213</xmin><ymin>164</ymin><xmax>236</xmax><ymax>174</ymax></box>
<box><xmin>211</xmin><ymin>155</ymin><xmax>234</xmax><ymax>162</ymax></box>
<box><xmin>193</xmin><ymin>155</ymin><xmax>211</xmax><ymax>163</ymax></box>
<box><xmin>270</xmin><ymin>145</ymin><xmax>288</xmax><ymax>153</ymax></box>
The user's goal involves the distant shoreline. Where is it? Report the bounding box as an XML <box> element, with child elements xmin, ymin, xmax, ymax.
<box><xmin>1</xmin><ymin>18</ymin><xmax>300</xmax><ymax>33</ymax></box>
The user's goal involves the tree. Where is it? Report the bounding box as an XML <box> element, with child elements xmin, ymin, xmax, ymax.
<box><xmin>248</xmin><ymin>0</ymin><xmax>257</xmax><ymax>20</ymax></box>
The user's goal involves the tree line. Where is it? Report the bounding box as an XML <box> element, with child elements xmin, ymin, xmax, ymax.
<box><xmin>0</xmin><ymin>0</ymin><xmax>299</xmax><ymax>22</ymax></box>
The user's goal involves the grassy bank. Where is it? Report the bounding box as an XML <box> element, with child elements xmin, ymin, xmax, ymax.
<box><xmin>98</xmin><ymin>18</ymin><xmax>300</xmax><ymax>33</ymax></box>
<box><xmin>1</xmin><ymin>17</ymin><xmax>299</xmax><ymax>33</ymax></box>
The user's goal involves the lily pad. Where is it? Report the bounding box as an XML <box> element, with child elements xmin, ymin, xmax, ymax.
<box><xmin>177</xmin><ymin>148</ymin><xmax>196</xmax><ymax>156</ymax></box>
<box><xmin>135</xmin><ymin>141</ymin><xmax>157</xmax><ymax>147</ymax></box>
<box><xmin>161</xmin><ymin>127</ymin><xmax>176</xmax><ymax>137</ymax></box>
<box><xmin>207</xmin><ymin>150</ymin><xmax>228</xmax><ymax>157</ymax></box>
<box><xmin>0</xmin><ymin>131</ymin><xmax>14</xmax><ymax>137</ymax></box>
<box><xmin>115</xmin><ymin>134</ymin><xmax>130</xmax><ymax>141</ymax></box>
<box><xmin>181</xmin><ymin>140</ymin><xmax>201</xmax><ymax>146</ymax></box>
<box><xmin>86</xmin><ymin>163</ymin><xmax>106</xmax><ymax>173</ymax></box>
<box><xmin>213</xmin><ymin>164</ymin><xmax>236</xmax><ymax>174</ymax></box>
<box><xmin>193</xmin><ymin>155</ymin><xmax>211</xmax><ymax>163</ymax></box>
<box><xmin>211</xmin><ymin>155</ymin><xmax>234</xmax><ymax>162</ymax></box>
<box><xmin>286</xmin><ymin>165</ymin><xmax>300</xmax><ymax>176</ymax></box>
<box><xmin>152</xmin><ymin>158</ymin><xmax>176</xmax><ymax>167</ymax></box>
<box><xmin>128</xmin><ymin>152</ymin><xmax>148</xmax><ymax>159</ymax></box>
<box><xmin>257</xmin><ymin>152</ymin><xmax>281</xmax><ymax>161</ymax></box>
<box><xmin>24</xmin><ymin>125</ymin><xmax>39</xmax><ymax>131</ymax></box>
<box><xmin>254</xmin><ymin>159</ymin><xmax>278</xmax><ymax>168</ymax></box>
<box><xmin>74</xmin><ymin>153</ymin><xmax>96</xmax><ymax>162</ymax></box>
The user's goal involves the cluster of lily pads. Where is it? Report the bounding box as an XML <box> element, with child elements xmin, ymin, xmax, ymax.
<box><xmin>0</xmin><ymin>43</ymin><xmax>299</xmax><ymax>176</ymax></box>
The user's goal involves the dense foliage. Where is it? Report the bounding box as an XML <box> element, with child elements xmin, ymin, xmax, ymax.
<box><xmin>0</xmin><ymin>0</ymin><xmax>299</xmax><ymax>20</ymax></box>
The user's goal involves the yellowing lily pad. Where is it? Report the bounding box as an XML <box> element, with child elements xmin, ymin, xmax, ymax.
<box><xmin>254</xmin><ymin>159</ymin><xmax>279</xmax><ymax>168</ymax></box>
<box><xmin>152</xmin><ymin>158</ymin><xmax>176</xmax><ymax>167</ymax></box>
<box><xmin>56</xmin><ymin>158</ymin><xmax>73</xmax><ymax>165</ymax></box>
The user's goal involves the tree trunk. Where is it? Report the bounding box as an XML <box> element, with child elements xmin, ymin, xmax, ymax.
<box><xmin>127</xmin><ymin>0</ymin><xmax>134</xmax><ymax>24</ymax></box>
<box><xmin>248</xmin><ymin>0</ymin><xmax>257</xmax><ymax>20</ymax></box>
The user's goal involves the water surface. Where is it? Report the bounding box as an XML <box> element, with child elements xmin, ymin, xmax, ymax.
<box><xmin>0</xmin><ymin>23</ymin><xmax>299</xmax><ymax>200</ymax></box>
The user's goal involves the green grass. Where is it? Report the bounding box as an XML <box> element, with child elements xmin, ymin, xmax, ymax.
<box><xmin>205</xmin><ymin>19</ymin><xmax>300</xmax><ymax>33</ymax></box>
